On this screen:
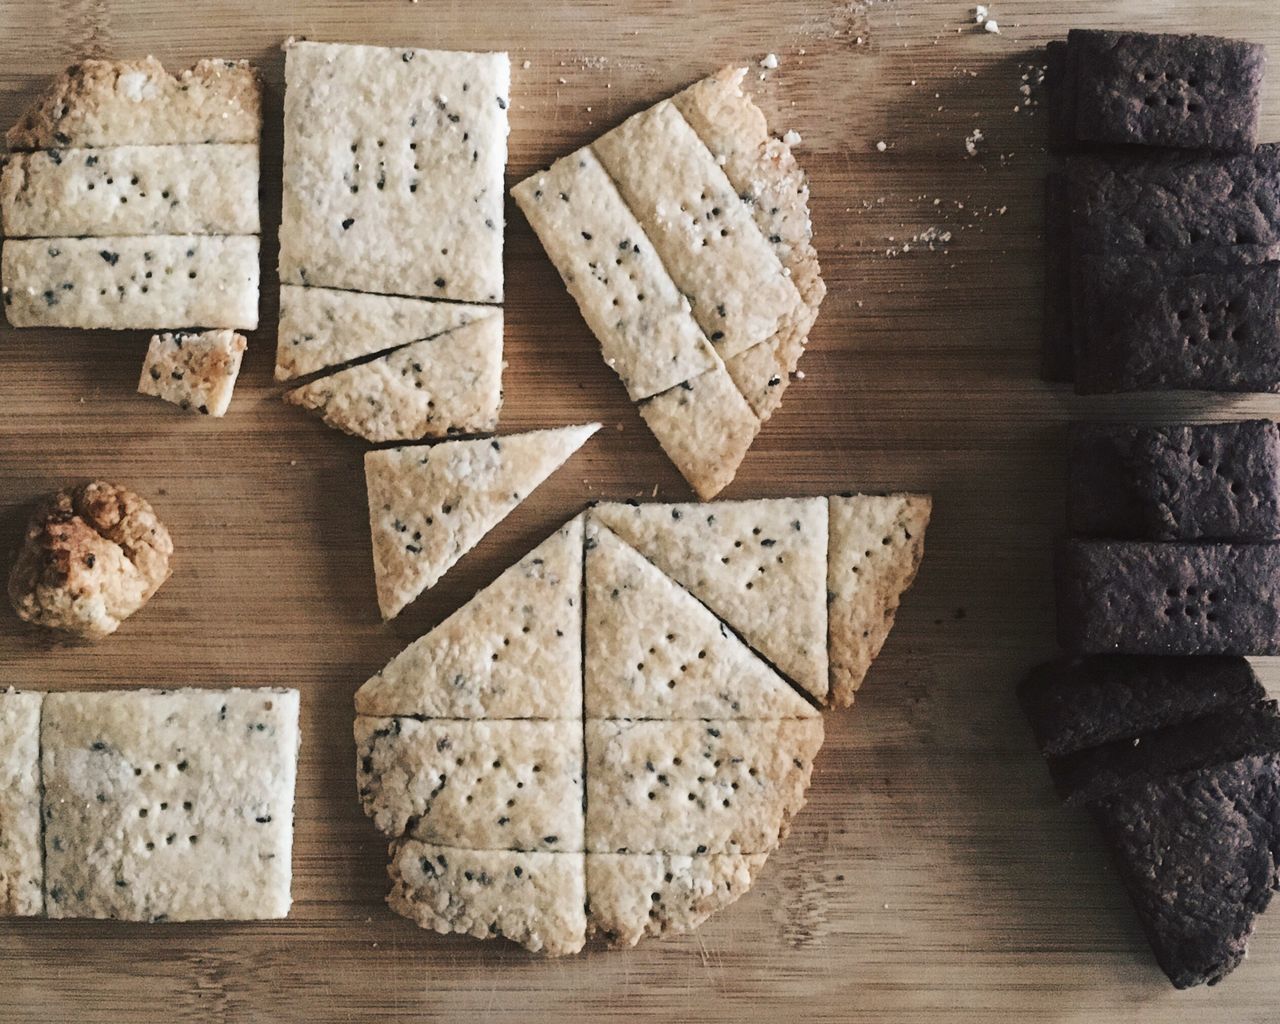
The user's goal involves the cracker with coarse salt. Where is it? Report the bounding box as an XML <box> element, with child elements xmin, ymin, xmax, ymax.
<box><xmin>279</xmin><ymin>41</ymin><xmax>508</xmax><ymax>304</ymax></box>
<box><xmin>0</xmin><ymin>689</ymin><xmax>44</xmax><ymax>917</ymax></box>
<box><xmin>138</xmin><ymin>329</ymin><xmax>247</xmax><ymax>417</ymax></box>
<box><xmin>40</xmin><ymin>688</ymin><xmax>299</xmax><ymax>922</ymax></box>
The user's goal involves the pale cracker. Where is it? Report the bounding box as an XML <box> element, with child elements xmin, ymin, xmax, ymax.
<box><xmin>584</xmin><ymin>522</ymin><xmax>816</xmax><ymax>720</ymax></box>
<box><xmin>355</xmin><ymin>517</ymin><xmax>584</xmax><ymax>719</ymax></box>
<box><xmin>389</xmin><ymin>840</ymin><xmax>587</xmax><ymax>956</ymax></box>
<box><xmin>279</xmin><ymin>41</ymin><xmax>508</xmax><ymax>303</ymax></box>
<box><xmin>6</xmin><ymin>57</ymin><xmax>261</xmax><ymax>150</ymax></box>
<box><xmin>365</xmin><ymin>423</ymin><xmax>598</xmax><ymax>620</ymax></box>
<box><xmin>0</xmin><ymin>689</ymin><xmax>44</xmax><ymax>917</ymax></box>
<box><xmin>3</xmin><ymin>235</ymin><xmax>259</xmax><ymax>330</ymax></box>
<box><xmin>285</xmin><ymin>315</ymin><xmax>503</xmax><ymax>443</ymax></box>
<box><xmin>586</xmin><ymin>852</ymin><xmax>768</xmax><ymax>948</ymax></box>
<box><xmin>593</xmin><ymin>499</ymin><xmax>829</xmax><ymax>700</ymax></box>
<box><xmin>275</xmin><ymin>284</ymin><xmax>496</xmax><ymax>382</ymax></box>
<box><xmin>1</xmin><ymin>144</ymin><xmax>260</xmax><ymax>238</ymax></box>
<box><xmin>827</xmin><ymin>494</ymin><xmax>931</xmax><ymax>707</ymax></box>
<box><xmin>511</xmin><ymin>147</ymin><xmax>717</xmax><ymax>400</ymax></box>
<box><xmin>355</xmin><ymin>717</ymin><xmax>584</xmax><ymax>852</ymax></box>
<box><xmin>41</xmin><ymin>688</ymin><xmax>299</xmax><ymax>922</ymax></box>
<box><xmin>138</xmin><ymin>329</ymin><xmax>246</xmax><ymax>417</ymax></box>
<box><xmin>584</xmin><ymin>718</ymin><xmax>823</xmax><ymax>855</ymax></box>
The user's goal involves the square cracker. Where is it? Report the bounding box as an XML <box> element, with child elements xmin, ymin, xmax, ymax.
<box><xmin>138</xmin><ymin>329</ymin><xmax>247</xmax><ymax>417</ymax></box>
<box><xmin>0</xmin><ymin>689</ymin><xmax>44</xmax><ymax>917</ymax></box>
<box><xmin>41</xmin><ymin>688</ymin><xmax>299</xmax><ymax>922</ymax></box>
<box><xmin>279</xmin><ymin>41</ymin><xmax>508</xmax><ymax>304</ymax></box>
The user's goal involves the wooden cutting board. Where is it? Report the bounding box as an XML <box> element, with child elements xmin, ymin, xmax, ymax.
<box><xmin>3</xmin><ymin>1</ymin><xmax>1280</xmax><ymax>1020</ymax></box>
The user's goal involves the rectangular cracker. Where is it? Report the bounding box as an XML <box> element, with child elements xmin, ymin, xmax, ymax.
<box><xmin>355</xmin><ymin>717</ymin><xmax>584</xmax><ymax>852</ymax></box>
<box><xmin>3</xmin><ymin>235</ymin><xmax>259</xmax><ymax>330</ymax></box>
<box><xmin>512</xmin><ymin>147</ymin><xmax>717</xmax><ymax>400</ymax></box>
<box><xmin>41</xmin><ymin>688</ymin><xmax>299</xmax><ymax>922</ymax></box>
<box><xmin>1044</xmin><ymin>40</ymin><xmax>1076</xmax><ymax>151</ymax></box>
<box><xmin>279</xmin><ymin>41</ymin><xmax>508</xmax><ymax>303</ymax></box>
<box><xmin>0</xmin><ymin>689</ymin><xmax>44</xmax><ymax>917</ymax></box>
<box><xmin>138</xmin><ymin>329</ymin><xmax>247</xmax><ymax>417</ymax></box>
<box><xmin>1042</xmin><ymin>172</ymin><xmax>1074</xmax><ymax>382</ymax></box>
<box><xmin>1</xmin><ymin>144</ymin><xmax>260</xmax><ymax>238</ymax></box>
<box><xmin>585</xmin><ymin>718</ymin><xmax>823</xmax><ymax>855</ymax></box>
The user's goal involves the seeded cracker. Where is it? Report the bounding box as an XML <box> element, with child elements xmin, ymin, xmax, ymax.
<box><xmin>0</xmin><ymin>689</ymin><xmax>43</xmax><ymax>917</ymax></box>
<box><xmin>138</xmin><ymin>330</ymin><xmax>246</xmax><ymax>417</ymax></box>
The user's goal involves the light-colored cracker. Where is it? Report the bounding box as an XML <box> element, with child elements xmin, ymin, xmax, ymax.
<box><xmin>389</xmin><ymin>841</ymin><xmax>587</xmax><ymax>956</ymax></box>
<box><xmin>355</xmin><ymin>717</ymin><xmax>584</xmax><ymax>852</ymax></box>
<box><xmin>365</xmin><ymin>423</ymin><xmax>598</xmax><ymax>620</ymax></box>
<box><xmin>285</xmin><ymin>315</ymin><xmax>503</xmax><ymax>443</ymax></box>
<box><xmin>586</xmin><ymin>852</ymin><xmax>767</xmax><ymax>948</ymax></box>
<box><xmin>1</xmin><ymin>144</ymin><xmax>260</xmax><ymax>238</ymax></box>
<box><xmin>279</xmin><ymin>41</ymin><xmax>508</xmax><ymax>303</ymax></box>
<box><xmin>511</xmin><ymin>148</ymin><xmax>717</xmax><ymax>400</ymax></box>
<box><xmin>827</xmin><ymin>494</ymin><xmax>931</xmax><ymax>707</ymax></box>
<box><xmin>585</xmin><ymin>522</ymin><xmax>815</xmax><ymax>720</ymax></box>
<box><xmin>41</xmin><ymin>688</ymin><xmax>299</xmax><ymax>922</ymax></box>
<box><xmin>638</xmin><ymin>364</ymin><xmax>759</xmax><ymax>501</ymax></box>
<box><xmin>0</xmin><ymin>689</ymin><xmax>44</xmax><ymax>917</ymax></box>
<box><xmin>592</xmin><ymin>499</ymin><xmax>829</xmax><ymax>700</ymax></box>
<box><xmin>6</xmin><ymin>57</ymin><xmax>261</xmax><ymax>150</ymax></box>
<box><xmin>355</xmin><ymin>517</ymin><xmax>583</xmax><ymax>719</ymax></box>
<box><xmin>723</xmin><ymin>340</ymin><xmax>788</xmax><ymax>421</ymax></box>
<box><xmin>275</xmin><ymin>285</ymin><xmax>496</xmax><ymax>382</ymax></box>
<box><xmin>591</xmin><ymin>100</ymin><xmax>801</xmax><ymax>361</ymax></box>
<box><xmin>138</xmin><ymin>329</ymin><xmax>246</xmax><ymax>417</ymax></box>
<box><xmin>585</xmin><ymin>718</ymin><xmax>822</xmax><ymax>855</ymax></box>
<box><xmin>2</xmin><ymin>235</ymin><xmax>259</xmax><ymax>330</ymax></box>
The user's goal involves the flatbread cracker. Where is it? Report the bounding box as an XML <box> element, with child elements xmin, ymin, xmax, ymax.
<box><xmin>365</xmin><ymin>423</ymin><xmax>598</xmax><ymax>619</ymax></box>
<box><xmin>355</xmin><ymin>717</ymin><xmax>584</xmax><ymax>852</ymax></box>
<box><xmin>279</xmin><ymin>41</ymin><xmax>508</xmax><ymax>303</ymax></box>
<box><xmin>275</xmin><ymin>285</ymin><xmax>496</xmax><ymax>382</ymax></box>
<box><xmin>592</xmin><ymin>499</ymin><xmax>829</xmax><ymax>700</ymax></box>
<box><xmin>355</xmin><ymin>518</ymin><xmax>583</xmax><ymax>719</ymax></box>
<box><xmin>285</xmin><ymin>315</ymin><xmax>503</xmax><ymax>443</ymax></box>
<box><xmin>41</xmin><ymin>688</ymin><xmax>299</xmax><ymax>922</ymax></box>
<box><xmin>585</xmin><ymin>718</ymin><xmax>823</xmax><ymax>855</ymax></box>
<box><xmin>389</xmin><ymin>841</ymin><xmax>587</xmax><ymax>956</ymax></box>
<box><xmin>827</xmin><ymin>495</ymin><xmax>931</xmax><ymax>707</ymax></box>
<box><xmin>585</xmin><ymin>522</ymin><xmax>816</xmax><ymax>720</ymax></box>
<box><xmin>138</xmin><ymin>329</ymin><xmax>246</xmax><ymax>417</ymax></box>
<box><xmin>0</xmin><ymin>689</ymin><xmax>44</xmax><ymax>917</ymax></box>
<box><xmin>3</xmin><ymin>235</ymin><xmax>260</xmax><ymax>330</ymax></box>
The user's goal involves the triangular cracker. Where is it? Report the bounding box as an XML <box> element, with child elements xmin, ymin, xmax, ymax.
<box><xmin>827</xmin><ymin>494</ymin><xmax>931</xmax><ymax>707</ymax></box>
<box><xmin>592</xmin><ymin>499</ymin><xmax>829</xmax><ymax>700</ymax></box>
<box><xmin>366</xmin><ymin>423</ymin><xmax>598</xmax><ymax>619</ymax></box>
<box><xmin>585</xmin><ymin>521</ymin><xmax>815</xmax><ymax>719</ymax></box>
<box><xmin>284</xmin><ymin>316</ymin><xmax>504</xmax><ymax>443</ymax></box>
<box><xmin>356</xmin><ymin>517</ymin><xmax>583</xmax><ymax>719</ymax></box>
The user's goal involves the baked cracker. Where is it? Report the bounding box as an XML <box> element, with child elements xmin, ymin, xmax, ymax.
<box><xmin>138</xmin><ymin>329</ymin><xmax>247</xmax><ymax>417</ymax></box>
<box><xmin>0</xmin><ymin>689</ymin><xmax>44</xmax><ymax>917</ymax></box>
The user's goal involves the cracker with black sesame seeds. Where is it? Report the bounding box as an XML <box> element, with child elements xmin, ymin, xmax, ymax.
<box><xmin>0</xmin><ymin>689</ymin><xmax>44</xmax><ymax>917</ymax></box>
<box><xmin>138</xmin><ymin>329</ymin><xmax>247</xmax><ymax>418</ymax></box>
<box><xmin>40</xmin><ymin>688</ymin><xmax>299</xmax><ymax>922</ymax></box>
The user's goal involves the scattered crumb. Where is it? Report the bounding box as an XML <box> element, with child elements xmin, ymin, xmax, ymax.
<box><xmin>760</xmin><ymin>53</ymin><xmax>779</xmax><ymax>70</ymax></box>
<box><xmin>558</xmin><ymin>77</ymin><xmax>567</xmax><ymax>85</ymax></box>
<box><xmin>522</xmin><ymin>59</ymin><xmax>532</xmax><ymax>70</ymax></box>
<box><xmin>964</xmin><ymin>128</ymin><xmax>985</xmax><ymax>156</ymax></box>
<box><xmin>782</xmin><ymin>129</ymin><xmax>802</xmax><ymax>146</ymax></box>
<box><xmin>973</xmin><ymin>4</ymin><xmax>988</xmax><ymax>23</ymax></box>
<box><xmin>876</xmin><ymin>140</ymin><xmax>888</xmax><ymax>152</ymax></box>
<box><xmin>794</xmin><ymin>370</ymin><xmax>806</xmax><ymax>380</ymax></box>
<box><xmin>289</xmin><ymin>459</ymin><xmax>297</xmax><ymax>467</ymax></box>
<box><xmin>984</xmin><ymin>19</ymin><xmax>1000</xmax><ymax>33</ymax></box>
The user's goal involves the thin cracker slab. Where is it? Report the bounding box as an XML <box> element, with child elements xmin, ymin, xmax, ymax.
<box><xmin>138</xmin><ymin>329</ymin><xmax>247</xmax><ymax>417</ymax></box>
<box><xmin>0</xmin><ymin>689</ymin><xmax>44</xmax><ymax>917</ymax></box>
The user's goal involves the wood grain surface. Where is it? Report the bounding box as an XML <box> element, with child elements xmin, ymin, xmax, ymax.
<box><xmin>3</xmin><ymin>1</ymin><xmax>1280</xmax><ymax>1020</ymax></box>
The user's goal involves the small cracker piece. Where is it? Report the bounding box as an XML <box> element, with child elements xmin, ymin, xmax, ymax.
<box><xmin>41</xmin><ymin>688</ymin><xmax>299</xmax><ymax>922</ymax></box>
<box><xmin>827</xmin><ymin>494</ymin><xmax>931</xmax><ymax>707</ymax></box>
<box><xmin>0</xmin><ymin>689</ymin><xmax>44</xmax><ymax>917</ymax></box>
<box><xmin>138</xmin><ymin>329</ymin><xmax>247</xmax><ymax>417</ymax></box>
<box><xmin>389</xmin><ymin>841</ymin><xmax>587</xmax><ymax>956</ymax></box>
<box><xmin>285</xmin><ymin>315</ymin><xmax>503</xmax><ymax>443</ymax></box>
<box><xmin>355</xmin><ymin>517</ymin><xmax>584</xmax><ymax>719</ymax></box>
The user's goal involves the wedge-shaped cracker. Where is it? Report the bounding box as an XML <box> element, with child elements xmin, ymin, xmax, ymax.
<box><xmin>593</xmin><ymin>498</ymin><xmax>829</xmax><ymax>700</ymax></box>
<box><xmin>389</xmin><ymin>841</ymin><xmax>587</xmax><ymax>956</ymax></box>
<box><xmin>587</xmin><ymin>852</ymin><xmax>767</xmax><ymax>948</ymax></box>
<box><xmin>138</xmin><ymin>329</ymin><xmax>246</xmax><ymax>417</ymax></box>
<box><xmin>3</xmin><ymin>235</ymin><xmax>259</xmax><ymax>329</ymax></box>
<box><xmin>41</xmin><ymin>688</ymin><xmax>299</xmax><ymax>922</ymax></box>
<box><xmin>1</xmin><ymin>144</ymin><xmax>260</xmax><ymax>238</ymax></box>
<box><xmin>828</xmin><ymin>495</ymin><xmax>931</xmax><ymax>707</ymax></box>
<box><xmin>511</xmin><ymin>148</ymin><xmax>717</xmax><ymax>400</ymax></box>
<box><xmin>592</xmin><ymin>100</ymin><xmax>802</xmax><ymax>361</ymax></box>
<box><xmin>275</xmin><ymin>285</ymin><xmax>496</xmax><ymax>382</ymax></box>
<box><xmin>0</xmin><ymin>689</ymin><xmax>43</xmax><ymax>917</ymax></box>
<box><xmin>285</xmin><ymin>315</ymin><xmax>503</xmax><ymax>443</ymax></box>
<box><xmin>6</xmin><ymin>57</ymin><xmax>261</xmax><ymax>150</ymax></box>
<box><xmin>279</xmin><ymin>41</ymin><xmax>508</xmax><ymax>303</ymax></box>
<box><xmin>355</xmin><ymin>717</ymin><xmax>583</xmax><ymax>852</ymax></box>
<box><xmin>585</xmin><ymin>522</ymin><xmax>815</xmax><ymax>719</ymax></box>
<box><xmin>585</xmin><ymin>718</ymin><xmax>822</xmax><ymax>855</ymax></box>
<box><xmin>365</xmin><ymin>423</ymin><xmax>598</xmax><ymax>619</ymax></box>
<box><xmin>356</xmin><ymin>518</ymin><xmax>583</xmax><ymax>718</ymax></box>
